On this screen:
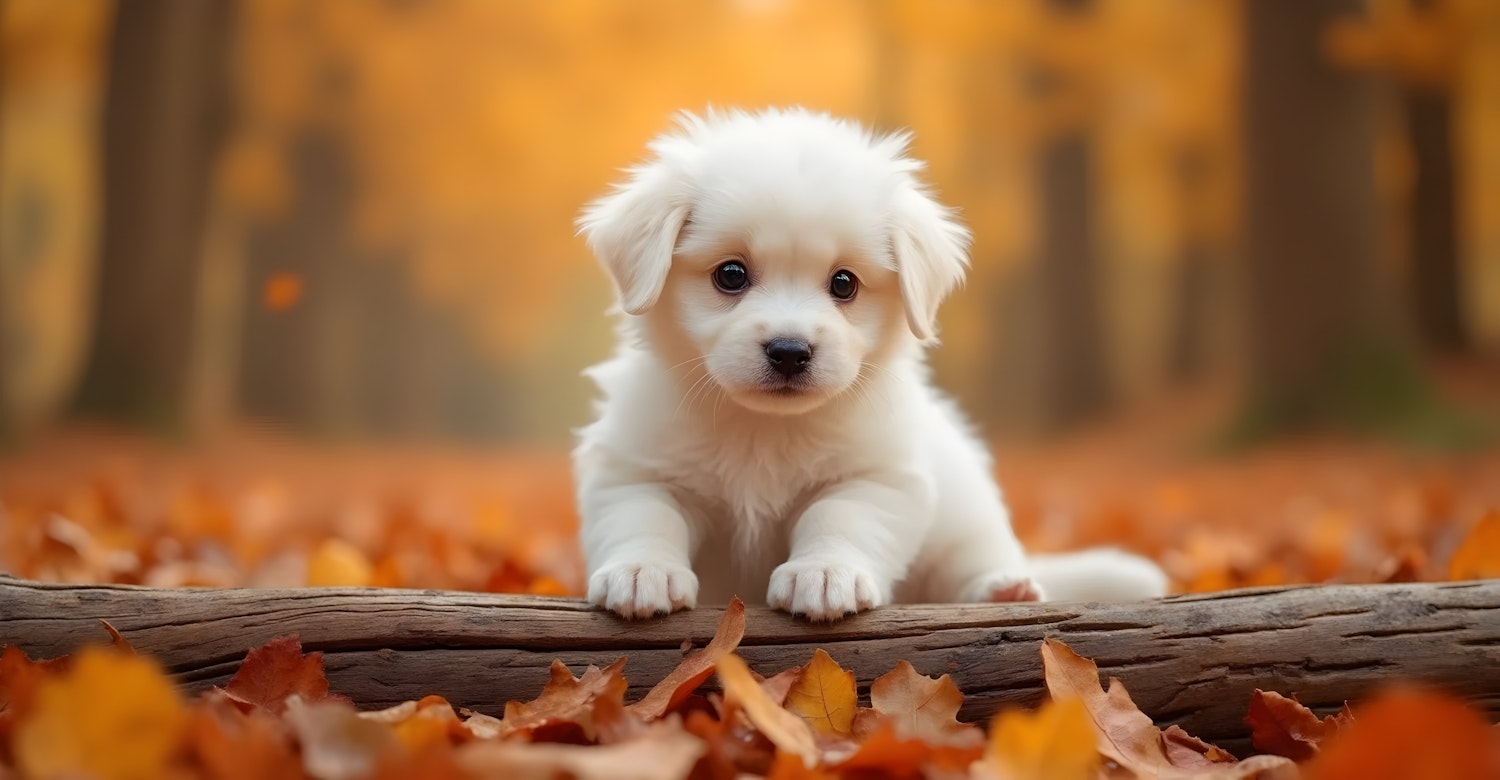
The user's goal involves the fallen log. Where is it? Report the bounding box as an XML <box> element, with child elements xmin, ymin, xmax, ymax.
<box><xmin>2</xmin><ymin>576</ymin><xmax>1497</xmax><ymax>755</ymax></box>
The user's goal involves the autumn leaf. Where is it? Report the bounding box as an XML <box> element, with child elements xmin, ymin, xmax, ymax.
<box><xmin>1448</xmin><ymin>510</ymin><xmax>1500</xmax><ymax>580</ymax></box>
<box><xmin>629</xmin><ymin>597</ymin><xmax>746</xmax><ymax>720</ymax></box>
<box><xmin>0</xmin><ymin>645</ymin><xmax>69</xmax><ymax>717</ymax></box>
<box><xmin>14</xmin><ymin>646</ymin><xmax>186</xmax><ymax>780</ymax></box>
<box><xmin>977</xmin><ymin>698</ymin><xmax>1098</xmax><ymax>780</ymax></box>
<box><xmin>359</xmin><ymin>695</ymin><xmax>467</xmax><ymax>754</ymax></box>
<box><xmin>498</xmin><ymin>657</ymin><xmax>628</xmax><ymax>742</ymax></box>
<box><xmin>99</xmin><ymin>619</ymin><xmax>136</xmax><ymax>653</ymax></box>
<box><xmin>784</xmin><ymin>648</ymin><xmax>857</xmax><ymax>737</ymax></box>
<box><xmin>457</xmin><ymin>722</ymin><xmax>706</xmax><ymax>780</ymax></box>
<box><xmin>865</xmin><ymin>659</ymin><xmax>981</xmax><ymax>746</ymax></box>
<box><xmin>307</xmin><ymin>538</ymin><xmax>376</xmax><ymax>587</ymax></box>
<box><xmin>185</xmin><ymin>700</ymin><xmax>306</xmax><ymax>780</ymax></box>
<box><xmin>717</xmin><ymin>653</ymin><xmax>818</xmax><ymax>767</ymax></box>
<box><xmin>222</xmin><ymin>634</ymin><xmax>344</xmax><ymax>714</ymax></box>
<box><xmin>833</xmin><ymin>720</ymin><xmax>982</xmax><ymax>778</ymax></box>
<box><xmin>1245</xmin><ymin>689</ymin><xmax>1352</xmax><ymax>761</ymax></box>
<box><xmin>1040</xmin><ymin>639</ymin><xmax>1297</xmax><ymax>779</ymax></box>
<box><xmin>286</xmin><ymin>695</ymin><xmax>399</xmax><ymax>780</ymax></box>
<box><xmin>1305</xmin><ymin>686</ymin><xmax>1500</xmax><ymax>780</ymax></box>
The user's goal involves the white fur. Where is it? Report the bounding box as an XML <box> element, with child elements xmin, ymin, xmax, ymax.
<box><xmin>574</xmin><ymin>108</ymin><xmax>1166</xmax><ymax>620</ymax></box>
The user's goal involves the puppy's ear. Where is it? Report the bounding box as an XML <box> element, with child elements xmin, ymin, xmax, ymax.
<box><xmin>577</xmin><ymin>160</ymin><xmax>693</xmax><ymax>315</ymax></box>
<box><xmin>890</xmin><ymin>184</ymin><xmax>971</xmax><ymax>341</ymax></box>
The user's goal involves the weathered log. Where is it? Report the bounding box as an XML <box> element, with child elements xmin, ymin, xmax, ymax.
<box><xmin>2</xmin><ymin>577</ymin><xmax>1497</xmax><ymax>755</ymax></box>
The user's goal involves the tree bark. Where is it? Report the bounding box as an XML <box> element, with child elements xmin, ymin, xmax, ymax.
<box><xmin>71</xmin><ymin>0</ymin><xmax>233</xmax><ymax>434</ymax></box>
<box><xmin>2</xmin><ymin>577</ymin><xmax>1496</xmax><ymax>755</ymax></box>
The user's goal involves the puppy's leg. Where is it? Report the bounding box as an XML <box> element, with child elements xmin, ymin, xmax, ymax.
<box><xmin>580</xmin><ymin>484</ymin><xmax>698</xmax><ymax>619</ymax></box>
<box><xmin>914</xmin><ymin>490</ymin><xmax>1044</xmax><ymax>604</ymax></box>
<box><xmin>768</xmin><ymin>475</ymin><xmax>928</xmax><ymax>621</ymax></box>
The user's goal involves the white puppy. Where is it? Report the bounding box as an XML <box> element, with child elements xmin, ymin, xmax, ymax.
<box><xmin>574</xmin><ymin>108</ymin><xmax>1166</xmax><ymax>620</ymax></box>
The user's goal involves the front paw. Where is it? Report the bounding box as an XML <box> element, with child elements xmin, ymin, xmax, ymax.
<box><xmin>767</xmin><ymin>560</ymin><xmax>885</xmax><ymax>622</ymax></box>
<box><xmin>958</xmin><ymin>571</ymin><xmax>1046</xmax><ymax>603</ymax></box>
<box><xmin>588</xmin><ymin>561</ymin><xmax>698</xmax><ymax>619</ymax></box>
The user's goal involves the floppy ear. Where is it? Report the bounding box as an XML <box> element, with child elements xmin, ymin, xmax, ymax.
<box><xmin>577</xmin><ymin>160</ymin><xmax>693</xmax><ymax>316</ymax></box>
<box><xmin>890</xmin><ymin>184</ymin><xmax>971</xmax><ymax>341</ymax></box>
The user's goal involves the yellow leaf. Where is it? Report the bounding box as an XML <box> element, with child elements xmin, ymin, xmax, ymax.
<box><xmin>867</xmin><ymin>659</ymin><xmax>980</xmax><ymax>746</ymax></box>
<box><xmin>716</xmin><ymin>653</ymin><xmax>818</xmax><ymax>767</ymax></box>
<box><xmin>15</xmin><ymin>647</ymin><xmax>186</xmax><ymax>780</ymax></box>
<box><xmin>307</xmin><ymin>538</ymin><xmax>374</xmax><ymax>587</ymax></box>
<box><xmin>980</xmin><ymin>698</ymin><xmax>1099</xmax><ymax>780</ymax></box>
<box><xmin>784</xmin><ymin>648</ymin><xmax>857</xmax><ymax>737</ymax></box>
<box><xmin>1448</xmin><ymin>511</ymin><xmax>1500</xmax><ymax>580</ymax></box>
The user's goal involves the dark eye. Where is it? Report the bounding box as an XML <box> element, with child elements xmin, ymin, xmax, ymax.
<box><xmin>712</xmin><ymin>261</ymin><xmax>749</xmax><ymax>293</ymax></box>
<box><xmin>829</xmin><ymin>270</ymin><xmax>859</xmax><ymax>301</ymax></box>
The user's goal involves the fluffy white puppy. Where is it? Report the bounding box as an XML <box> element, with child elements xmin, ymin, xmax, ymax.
<box><xmin>574</xmin><ymin>108</ymin><xmax>1166</xmax><ymax>620</ymax></box>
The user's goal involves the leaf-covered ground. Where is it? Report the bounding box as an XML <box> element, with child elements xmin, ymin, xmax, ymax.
<box><xmin>3</xmin><ymin>416</ymin><xmax>1500</xmax><ymax>778</ymax></box>
<box><xmin>2</xmin><ymin>602</ymin><xmax>1497</xmax><ymax>779</ymax></box>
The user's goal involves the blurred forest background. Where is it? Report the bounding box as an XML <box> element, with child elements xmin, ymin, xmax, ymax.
<box><xmin>2</xmin><ymin>0</ymin><xmax>1500</xmax><ymax>595</ymax></box>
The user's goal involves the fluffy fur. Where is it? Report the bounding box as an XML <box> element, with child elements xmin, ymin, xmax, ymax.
<box><xmin>574</xmin><ymin>108</ymin><xmax>1166</xmax><ymax>620</ymax></box>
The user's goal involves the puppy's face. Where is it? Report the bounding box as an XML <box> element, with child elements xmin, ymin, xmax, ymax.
<box><xmin>580</xmin><ymin>109</ymin><xmax>970</xmax><ymax>416</ymax></box>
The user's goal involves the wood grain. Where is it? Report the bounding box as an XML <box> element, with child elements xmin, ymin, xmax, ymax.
<box><xmin>3</xmin><ymin>577</ymin><xmax>1497</xmax><ymax>754</ymax></box>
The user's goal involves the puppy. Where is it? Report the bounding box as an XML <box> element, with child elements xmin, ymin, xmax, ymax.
<box><xmin>574</xmin><ymin>108</ymin><xmax>1167</xmax><ymax>620</ymax></box>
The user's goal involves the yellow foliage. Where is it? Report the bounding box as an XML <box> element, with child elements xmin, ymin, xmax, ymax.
<box><xmin>15</xmin><ymin>647</ymin><xmax>187</xmax><ymax>780</ymax></box>
<box><xmin>784</xmin><ymin>648</ymin><xmax>858</xmax><ymax>737</ymax></box>
<box><xmin>980</xmin><ymin>698</ymin><xmax>1099</xmax><ymax>780</ymax></box>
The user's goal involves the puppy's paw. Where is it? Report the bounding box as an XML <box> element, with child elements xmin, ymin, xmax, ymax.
<box><xmin>588</xmin><ymin>561</ymin><xmax>698</xmax><ymax>620</ymax></box>
<box><xmin>767</xmin><ymin>560</ymin><xmax>884</xmax><ymax>622</ymax></box>
<box><xmin>958</xmin><ymin>572</ymin><xmax>1046</xmax><ymax>603</ymax></box>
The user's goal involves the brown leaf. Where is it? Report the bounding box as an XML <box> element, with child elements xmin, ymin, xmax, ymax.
<box><xmin>498</xmin><ymin>657</ymin><xmax>628</xmax><ymax>742</ymax></box>
<box><xmin>186</xmin><ymin>700</ymin><xmax>306</xmax><ymax>780</ymax></box>
<box><xmin>222</xmin><ymin>634</ymin><xmax>344</xmax><ymax>714</ymax></box>
<box><xmin>683</xmin><ymin>700</ymin><xmax>776</xmax><ymax>779</ymax></box>
<box><xmin>867</xmin><ymin>659</ymin><xmax>982</xmax><ymax>747</ymax></box>
<box><xmin>784</xmin><ymin>649</ymin><xmax>857</xmax><ymax>737</ymax></box>
<box><xmin>758</xmin><ymin>668</ymin><xmax>800</xmax><ymax>707</ymax></box>
<box><xmin>716</xmin><ymin>653</ymin><xmax>818</xmax><ymax>767</ymax></box>
<box><xmin>457</xmin><ymin>722</ymin><xmax>706</xmax><ymax>780</ymax></box>
<box><xmin>1246</xmin><ymin>689</ymin><xmax>1351</xmax><ymax>761</ymax></box>
<box><xmin>1041</xmin><ymin>639</ymin><xmax>1297</xmax><ymax>779</ymax></box>
<box><xmin>629</xmin><ymin>597</ymin><xmax>746</xmax><ymax>720</ymax></box>
<box><xmin>836</xmin><ymin>720</ymin><xmax>983</xmax><ymax>779</ymax></box>
<box><xmin>99</xmin><ymin>620</ymin><xmax>136</xmax><ymax>654</ymax></box>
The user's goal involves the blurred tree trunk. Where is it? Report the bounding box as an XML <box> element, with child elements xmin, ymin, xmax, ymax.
<box><xmin>1236</xmin><ymin>0</ymin><xmax>1416</xmax><ymax>437</ymax></box>
<box><xmin>1405</xmin><ymin>86</ymin><xmax>1467</xmax><ymax>354</ymax></box>
<box><xmin>71</xmin><ymin>0</ymin><xmax>233</xmax><ymax>434</ymax></box>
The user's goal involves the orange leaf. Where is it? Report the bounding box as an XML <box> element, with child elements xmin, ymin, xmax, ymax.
<box><xmin>1306</xmin><ymin>686</ymin><xmax>1499</xmax><ymax>780</ymax></box>
<box><xmin>100</xmin><ymin>619</ymin><xmax>136</xmax><ymax>654</ymax></box>
<box><xmin>1245</xmin><ymin>689</ymin><xmax>1351</xmax><ymax>761</ymax></box>
<box><xmin>1448</xmin><ymin>510</ymin><xmax>1500</xmax><ymax>580</ymax></box>
<box><xmin>307</xmin><ymin>538</ymin><xmax>375</xmax><ymax>587</ymax></box>
<box><xmin>15</xmin><ymin>647</ymin><xmax>186</xmax><ymax>780</ymax></box>
<box><xmin>835</xmin><ymin>720</ymin><xmax>982</xmax><ymax>778</ymax></box>
<box><xmin>499</xmin><ymin>657</ymin><xmax>628</xmax><ymax>742</ymax></box>
<box><xmin>716</xmin><ymin>653</ymin><xmax>818</xmax><ymax>767</ymax></box>
<box><xmin>867</xmin><ymin>659</ymin><xmax>981</xmax><ymax>746</ymax></box>
<box><xmin>629</xmin><ymin>597</ymin><xmax>746</xmax><ymax>720</ymax></box>
<box><xmin>784</xmin><ymin>648</ymin><xmax>857</xmax><ymax>737</ymax></box>
<box><xmin>223</xmin><ymin>634</ymin><xmax>344</xmax><ymax>714</ymax></box>
<box><xmin>977</xmin><ymin>698</ymin><xmax>1098</xmax><ymax>780</ymax></box>
<box><xmin>186</xmin><ymin>701</ymin><xmax>305</xmax><ymax>780</ymax></box>
<box><xmin>1040</xmin><ymin>639</ymin><xmax>1296</xmax><ymax>779</ymax></box>
<box><xmin>0</xmin><ymin>645</ymin><xmax>69</xmax><ymax>717</ymax></box>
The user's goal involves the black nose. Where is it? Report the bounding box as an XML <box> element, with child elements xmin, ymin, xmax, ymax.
<box><xmin>764</xmin><ymin>338</ymin><xmax>812</xmax><ymax>378</ymax></box>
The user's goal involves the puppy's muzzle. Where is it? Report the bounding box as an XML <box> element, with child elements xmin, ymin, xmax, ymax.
<box><xmin>764</xmin><ymin>338</ymin><xmax>812</xmax><ymax>379</ymax></box>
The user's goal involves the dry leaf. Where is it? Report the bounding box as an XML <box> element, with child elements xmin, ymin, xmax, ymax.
<box><xmin>1041</xmin><ymin>639</ymin><xmax>1297</xmax><ymax>779</ymax></box>
<box><xmin>222</xmin><ymin>634</ymin><xmax>344</xmax><ymax>714</ymax></box>
<box><xmin>99</xmin><ymin>619</ymin><xmax>136</xmax><ymax>654</ymax></box>
<box><xmin>629</xmin><ymin>597</ymin><xmax>746</xmax><ymax>719</ymax></box>
<box><xmin>1246</xmin><ymin>689</ymin><xmax>1352</xmax><ymax>761</ymax></box>
<box><xmin>286</xmin><ymin>695</ymin><xmax>398</xmax><ymax>780</ymax></box>
<box><xmin>186</xmin><ymin>701</ymin><xmax>306</xmax><ymax>780</ymax></box>
<box><xmin>784</xmin><ymin>649</ymin><xmax>857</xmax><ymax>737</ymax></box>
<box><xmin>758</xmin><ymin>668</ymin><xmax>800</xmax><ymax>707</ymax></box>
<box><xmin>14</xmin><ymin>647</ymin><xmax>186</xmax><ymax>780</ymax></box>
<box><xmin>867</xmin><ymin>659</ymin><xmax>982</xmax><ymax>747</ymax></box>
<box><xmin>977</xmin><ymin>698</ymin><xmax>1098</xmax><ymax>780</ymax></box>
<box><xmin>836</xmin><ymin>720</ymin><xmax>983</xmax><ymax>778</ymax></box>
<box><xmin>1305</xmin><ymin>686</ymin><xmax>1500</xmax><ymax>780</ymax></box>
<box><xmin>457</xmin><ymin>722</ymin><xmax>706</xmax><ymax>780</ymax></box>
<box><xmin>499</xmin><ymin>657</ymin><xmax>628</xmax><ymax>742</ymax></box>
<box><xmin>1448</xmin><ymin>510</ymin><xmax>1500</xmax><ymax>580</ymax></box>
<box><xmin>717</xmin><ymin>653</ymin><xmax>818</xmax><ymax>767</ymax></box>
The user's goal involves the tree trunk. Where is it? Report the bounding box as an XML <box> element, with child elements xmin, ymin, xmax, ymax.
<box><xmin>3</xmin><ymin>577</ymin><xmax>1497</xmax><ymax>756</ymax></box>
<box><xmin>71</xmin><ymin>0</ymin><xmax>233</xmax><ymax>434</ymax></box>
<box><xmin>1406</xmin><ymin>87</ymin><xmax>1467</xmax><ymax>354</ymax></box>
<box><xmin>1238</xmin><ymin>0</ymin><xmax>1410</xmax><ymax>434</ymax></box>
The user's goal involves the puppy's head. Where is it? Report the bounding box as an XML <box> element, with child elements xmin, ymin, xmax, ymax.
<box><xmin>579</xmin><ymin>108</ymin><xmax>970</xmax><ymax>415</ymax></box>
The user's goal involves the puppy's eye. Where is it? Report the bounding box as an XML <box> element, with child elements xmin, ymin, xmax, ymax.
<box><xmin>712</xmin><ymin>261</ymin><xmax>750</xmax><ymax>293</ymax></box>
<box><xmin>829</xmin><ymin>270</ymin><xmax>859</xmax><ymax>301</ymax></box>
